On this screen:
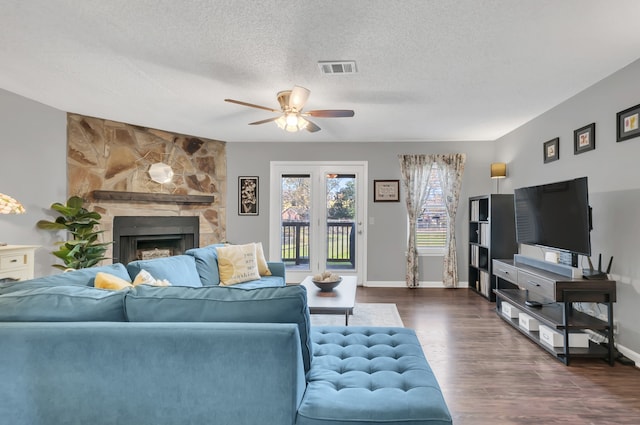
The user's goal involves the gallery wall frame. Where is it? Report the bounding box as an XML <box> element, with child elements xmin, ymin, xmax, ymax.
<box><xmin>543</xmin><ymin>137</ymin><xmax>559</xmax><ymax>163</ymax></box>
<box><xmin>373</xmin><ymin>179</ymin><xmax>400</xmax><ymax>202</ymax></box>
<box><xmin>616</xmin><ymin>103</ymin><xmax>640</xmax><ymax>143</ymax></box>
<box><xmin>238</xmin><ymin>176</ymin><xmax>259</xmax><ymax>215</ymax></box>
<box><xmin>573</xmin><ymin>123</ymin><xmax>596</xmax><ymax>155</ymax></box>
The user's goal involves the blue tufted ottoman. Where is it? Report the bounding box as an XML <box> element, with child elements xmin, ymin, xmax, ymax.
<box><xmin>297</xmin><ymin>327</ymin><xmax>452</xmax><ymax>425</ymax></box>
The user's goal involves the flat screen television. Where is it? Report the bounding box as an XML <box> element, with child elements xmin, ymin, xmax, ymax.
<box><xmin>514</xmin><ymin>176</ymin><xmax>591</xmax><ymax>256</ymax></box>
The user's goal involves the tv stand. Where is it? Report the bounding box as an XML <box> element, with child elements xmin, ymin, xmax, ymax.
<box><xmin>493</xmin><ymin>259</ymin><xmax>616</xmax><ymax>366</ymax></box>
<box><xmin>513</xmin><ymin>254</ymin><xmax>582</xmax><ymax>279</ymax></box>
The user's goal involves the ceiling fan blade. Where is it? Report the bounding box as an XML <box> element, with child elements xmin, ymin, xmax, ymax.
<box><xmin>224</xmin><ymin>98</ymin><xmax>280</xmax><ymax>113</ymax></box>
<box><xmin>289</xmin><ymin>86</ymin><xmax>310</xmax><ymax>111</ymax></box>
<box><xmin>305</xmin><ymin>120</ymin><xmax>321</xmax><ymax>133</ymax></box>
<box><xmin>306</xmin><ymin>109</ymin><xmax>355</xmax><ymax>118</ymax></box>
<box><xmin>248</xmin><ymin>116</ymin><xmax>280</xmax><ymax>125</ymax></box>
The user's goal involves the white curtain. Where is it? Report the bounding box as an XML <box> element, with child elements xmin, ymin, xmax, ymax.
<box><xmin>435</xmin><ymin>154</ymin><xmax>466</xmax><ymax>288</ymax></box>
<box><xmin>398</xmin><ymin>155</ymin><xmax>436</xmax><ymax>287</ymax></box>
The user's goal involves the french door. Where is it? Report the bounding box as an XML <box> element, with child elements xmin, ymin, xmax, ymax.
<box><xmin>269</xmin><ymin>161</ymin><xmax>367</xmax><ymax>284</ymax></box>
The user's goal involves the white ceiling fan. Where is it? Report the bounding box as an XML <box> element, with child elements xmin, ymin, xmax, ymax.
<box><xmin>225</xmin><ymin>86</ymin><xmax>354</xmax><ymax>133</ymax></box>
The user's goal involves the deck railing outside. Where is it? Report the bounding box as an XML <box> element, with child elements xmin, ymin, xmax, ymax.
<box><xmin>281</xmin><ymin>221</ymin><xmax>355</xmax><ymax>267</ymax></box>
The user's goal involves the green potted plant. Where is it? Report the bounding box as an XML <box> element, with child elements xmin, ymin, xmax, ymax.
<box><xmin>37</xmin><ymin>196</ymin><xmax>110</xmax><ymax>270</ymax></box>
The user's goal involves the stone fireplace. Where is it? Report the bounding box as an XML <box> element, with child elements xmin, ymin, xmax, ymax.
<box><xmin>113</xmin><ymin>216</ymin><xmax>199</xmax><ymax>264</ymax></box>
<box><xmin>66</xmin><ymin>113</ymin><xmax>227</xmax><ymax>264</ymax></box>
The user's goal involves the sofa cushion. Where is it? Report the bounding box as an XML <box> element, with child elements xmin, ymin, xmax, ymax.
<box><xmin>217</xmin><ymin>243</ymin><xmax>261</xmax><ymax>286</ymax></box>
<box><xmin>124</xmin><ymin>284</ymin><xmax>313</xmax><ymax>372</ymax></box>
<box><xmin>185</xmin><ymin>244</ymin><xmax>226</xmax><ymax>286</ymax></box>
<box><xmin>0</xmin><ymin>285</ymin><xmax>129</xmax><ymax>322</ymax></box>
<box><xmin>185</xmin><ymin>244</ymin><xmax>284</xmax><ymax>287</ymax></box>
<box><xmin>126</xmin><ymin>255</ymin><xmax>202</xmax><ymax>287</ymax></box>
<box><xmin>0</xmin><ymin>322</ymin><xmax>306</xmax><ymax>425</ymax></box>
<box><xmin>230</xmin><ymin>275</ymin><xmax>286</xmax><ymax>289</ymax></box>
<box><xmin>14</xmin><ymin>263</ymin><xmax>131</xmax><ymax>287</ymax></box>
<box><xmin>266</xmin><ymin>262</ymin><xmax>286</xmax><ymax>281</ymax></box>
<box><xmin>298</xmin><ymin>327</ymin><xmax>452</xmax><ymax>425</ymax></box>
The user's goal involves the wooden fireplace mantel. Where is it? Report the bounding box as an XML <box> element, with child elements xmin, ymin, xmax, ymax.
<box><xmin>91</xmin><ymin>190</ymin><xmax>214</xmax><ymax>204</ymax></box>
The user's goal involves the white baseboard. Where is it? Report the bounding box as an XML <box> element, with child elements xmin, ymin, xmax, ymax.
<box><xmin>365</xmin><ymin>280</ymin><xmax>469</xmax><ymax>288</ymax></box>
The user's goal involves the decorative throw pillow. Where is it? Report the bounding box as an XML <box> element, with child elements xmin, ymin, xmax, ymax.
<box><xmin>254</xmin><ymin>242</ymin><xmax>272</xmax><ymax>276</ymax></box>
<box><xmin>217</xmin><ymin>243</ymin><xmax>261</xmax><ymax>286</ymax></box>
<box><xmin>133</xmin><ymin>269</ymin><xmax>171</xmax><ymax>287</ymax></box>
<box><xmin>94</xmin><ymin>272</ymin><xmax>133</xmax><ymax>291</ymax></box>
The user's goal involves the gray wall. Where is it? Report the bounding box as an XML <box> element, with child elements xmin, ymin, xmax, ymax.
<box><xmin>0</xmin><ymin>85</ymin><xmax>495</xmax><ymax>284</ymax></box>
<box><xmin>226</xmin><ymin>141</ymin><xmax>494</xmax><ymax>284</ymax></box>
<box><xmin>3</xmin><ymin>55</ymin><xmax>640</xmax><ymax>357</ymax></box>
<box><xmin>494</xmin><ymin>58</ymin><xmax>640</xmax><ymax>357</ymax></box>
<box><xmin>0</xmin><ymin>89</ymin><xmax>67</xmax><ymax>277</ymax></box>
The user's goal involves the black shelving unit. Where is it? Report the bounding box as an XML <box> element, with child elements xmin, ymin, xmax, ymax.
<box><xmin>468</xmin><ymin>194</ymin><xmax>517</xmax><ymax>301</ymax></box>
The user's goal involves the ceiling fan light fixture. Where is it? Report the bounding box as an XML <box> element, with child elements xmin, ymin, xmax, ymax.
<box><xmin>227</xmin><ymin>86</ymin><xmax>354</xmax><ymax>134</ymax></box>
<box><xmin>286</xmin><ymin>113</ymin><xmax>299</xmax><ymax>126</ymax></box>
<box><xmin>289</xmin><ymin>86</ymin><xmax>310</xmax><ymax>111</ymax></box>
<box><xmin>276</xmin><ymin>113</ymin><xmax>308</xmax><ymax>132</ymax></box>
<box><xmin>297</xmin><ymin>116</ymin><xmax>309</xmax><ymax>130</ymax></box>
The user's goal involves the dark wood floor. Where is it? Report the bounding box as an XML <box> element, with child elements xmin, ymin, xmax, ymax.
<box><xmin>356</xmin><ymin>287</ymin><xmax>640</xmax><ymax>425</ymax></box>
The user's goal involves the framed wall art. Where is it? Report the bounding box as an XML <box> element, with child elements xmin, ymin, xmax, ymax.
<box><xmin>373</xmin><ymin>180</ymin><xmax>400</xmax><ymax>202</ymax></box>
<box><xmin>616</xmin><ymin>103</ymin><xmax>640</xmax><ymax>143</ymax></box>
<box><xmin>238</xmin><ymin>176</ymin><xmax>259</xmax><ymax>215</ymax></box>
<box><xmin>573</xmin><ymin>123</ymin><xmax>595</xmax><ymax>155</ymax></box>
<box><xmin>543</xmin><ymin>137</ymin><xmax>559</xmax><ymax>163</ymax></box>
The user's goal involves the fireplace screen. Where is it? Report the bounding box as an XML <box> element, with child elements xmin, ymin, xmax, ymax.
<box><xmin>113</xmin><ymin>216</ymin><xmax>199</xmax><ymax>264</ymax></box>
<box><xmin>140</xmin><ymin>248</ymin><xmax>172</xmax><ymax>260</ymax></box>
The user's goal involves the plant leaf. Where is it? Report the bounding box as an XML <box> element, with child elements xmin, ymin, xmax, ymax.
<box><xmin>36</xmin><ymin>220</ymin><xmax>67</xmax><ymax>230</ymax></box>
<box><xmin>67</xmin><ymin>196</ymin><xmax>85</xmax><ymax>209</ymax></box>
<box><xmin>51</xmin><ymin>203</ymin><xmax>78</xmax><ymax>217</ymax></box>
<box><xmin>39</xmin><ymin>195</ymin><xmax>108</xmax><ymax>269</ymax></box>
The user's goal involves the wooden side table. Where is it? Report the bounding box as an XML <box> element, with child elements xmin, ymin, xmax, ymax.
<box><xmin>0</xmin><ymin>245</ymin><xmax>38</xmax><ymax>281</ymax></box>
<box><xmin>301</xmin><ymin>276</ymin><xmax>357</xmax><ymax>325</ymax></box>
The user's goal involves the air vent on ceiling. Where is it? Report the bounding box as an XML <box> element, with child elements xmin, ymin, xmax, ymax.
<box><xmin>318</xmin><ymin>61</ymin><xmax>357</xmax><ymax>75</ymax></box>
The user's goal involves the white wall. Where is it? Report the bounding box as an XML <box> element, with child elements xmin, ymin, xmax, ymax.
<box><xmin>494</xmin><ymin>58</ymin><xmax>640</xmax><ymax>358</ymax></box>
<box><xmin>226</xmin><ymin>141</ymin><xmax>494</xmax><ymax>284</ymax></box>
<box><xmin>0</xmin><ymin>89</ymin><xmax>67</xmax><ymax>277</ymax></box>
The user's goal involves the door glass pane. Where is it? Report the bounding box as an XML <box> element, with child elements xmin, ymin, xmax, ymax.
<box><xmin>325</xmin><ymin>173</ymin><xmax>356</xmax><ymax>271</ymax></box>
<box><xmin>281</xmin><ymin>174</ymin><xmax>311</xmax><ymax>271</ymax></box>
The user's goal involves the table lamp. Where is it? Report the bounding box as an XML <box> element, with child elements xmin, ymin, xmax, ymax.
<box><xmin>0</xmin><ymin>193</ymin><xmax>25</xmax><ymax>246</ymax></box>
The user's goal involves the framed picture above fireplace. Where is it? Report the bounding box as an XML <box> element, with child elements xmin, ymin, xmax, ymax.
<box><xmin>239</xmin><ymin>176</ymin><xmax>259</xmax><ymax>216</ymax></box>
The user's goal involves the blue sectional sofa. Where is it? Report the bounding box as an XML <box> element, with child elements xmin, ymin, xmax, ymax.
<box><xmin>0</xmin><ymin>244</ymin><xmax>452</xmax><ymax>425</ymax></box>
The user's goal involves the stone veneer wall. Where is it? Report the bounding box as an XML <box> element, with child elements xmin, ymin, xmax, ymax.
<box><xmin>67</xmin><ymin>113</ymin><xmax>226</xmax><ymax>261</ymax></box>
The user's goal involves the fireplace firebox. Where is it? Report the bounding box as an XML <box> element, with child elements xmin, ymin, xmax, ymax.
<box><xmin>113</xmin><ymin>216</ymin><xmax>199</xmax><ymax>265</ymax></box>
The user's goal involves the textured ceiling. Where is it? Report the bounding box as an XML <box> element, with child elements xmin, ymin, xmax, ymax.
<box><xmin>1</xmin><ymin>0</ymin><xmax>640</xmax><ymax>143</ymax></box>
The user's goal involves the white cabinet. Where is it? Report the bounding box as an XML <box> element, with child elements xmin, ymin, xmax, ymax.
<box><xmin>0</xmin><ymin>245</ymin><xmax>38</xmax><ymax>281</ymax></box>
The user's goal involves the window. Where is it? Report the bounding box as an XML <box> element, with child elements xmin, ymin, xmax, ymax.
<box><xmin>416</xmin><ymin>164</ymin><xmax>447</xmax><ymax>254</ymax></box>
